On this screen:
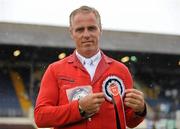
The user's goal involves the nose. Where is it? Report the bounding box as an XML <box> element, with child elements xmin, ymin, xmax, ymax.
<box><xmin>83</xmin><ymin>29</ymin><xmax>90</xmax><ymax>38</ymax></box>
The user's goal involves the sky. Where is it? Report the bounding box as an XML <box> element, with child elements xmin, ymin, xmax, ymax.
<box><xmin>0</xmin><ymin>0</ymin><xmax>180</xmax><ymax>35</ymax></box>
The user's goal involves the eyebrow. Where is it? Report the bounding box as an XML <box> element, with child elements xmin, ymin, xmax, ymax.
<box><xmin>75</xmin><ymin>25</ymin><xmax>98</xmax><ymax>31</ymax></box>
<box><xmin>75</xmin><ymin>27</ymin><xmax>84</xmax><ymax>32</ymax></box>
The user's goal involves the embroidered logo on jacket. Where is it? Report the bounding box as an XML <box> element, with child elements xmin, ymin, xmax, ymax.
<box><xmin>102</xmin><ymin>75</ymin><xmax>125</xmax><ymax>102</ymax></box>
<box><xmin>66</xmin><ymin>86</ymin><xmax>92</xmax><ymax>102</ymax></box>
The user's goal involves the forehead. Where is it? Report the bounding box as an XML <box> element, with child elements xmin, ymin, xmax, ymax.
<box><xmin>71</xmin><ymin>12</ymin><xmax>98</xmax><ymax>27</ymax></box>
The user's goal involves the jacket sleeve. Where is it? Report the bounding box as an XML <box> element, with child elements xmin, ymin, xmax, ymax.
<box><xmin>125</xmin><ymin>106</ymin><xmax>146</xmax><ymax>128</ymax></box>
<box><xmin>123</xmin><ymin>66</ymin><xmax>146</xmax><ymax>128</ymax></box>
<box><xmin>34</xmin><ymin>64</ymin><xmax>82</xmax><ymax>128</ymax></box>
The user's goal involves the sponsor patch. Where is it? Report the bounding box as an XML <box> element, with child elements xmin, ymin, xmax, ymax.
<box><xmin>102</xmin><ymin>75</ymin><xmax>125</xmax><ymax>102</ymax></box>
<box><xmin>66</xmin><ymin>85</ymin><xmax>92</xmax><ymax>102</ymax></box>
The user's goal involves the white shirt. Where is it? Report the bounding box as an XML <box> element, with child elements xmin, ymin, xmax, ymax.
<box><xmin>76</xmin><ymin>50</ymin><xmax>101</xmax><ymax>80</ymax></box>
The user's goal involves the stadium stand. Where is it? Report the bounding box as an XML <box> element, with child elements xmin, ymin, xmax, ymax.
<box><xmin>0</xmin><ymin>68</ymin><xmax>23</xmax><ymax>117</ymax></box>
<box><xmin>10</xmin><ymin>70</ymin><xmax>33</xmax><ymax>116</ymax></box>
<box><xmin>0</xmin><ymin>22</ymin><xmax>179</xmax><ymax>129</ymax></box>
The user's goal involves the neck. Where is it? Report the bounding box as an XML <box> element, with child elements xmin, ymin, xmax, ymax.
<box><xmin>77</xmin><ymin>49</ymin><xmax>99</xmax><ymax>58</ymax></box>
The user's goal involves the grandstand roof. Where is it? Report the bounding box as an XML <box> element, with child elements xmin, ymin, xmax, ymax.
<box><xmin>0</xmin><ymin>22</ymin><xmax>180</xmax><ymax>55</ymax></box>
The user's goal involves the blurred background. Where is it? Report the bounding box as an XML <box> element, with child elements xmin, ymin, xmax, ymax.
<box><xmin>0</xmin><ymin>0</ymin><xmax>180</xmax><ymax>129</ymax></box>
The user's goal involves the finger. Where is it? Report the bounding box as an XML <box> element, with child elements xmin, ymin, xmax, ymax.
<box><xmin>125</xmin><ymin>92</ymin><xmax>141</xmax><ymax>100</ymax></box>
<box><xmin>88</xmin><ymin>108</ymin><xmax>100</xmax><ymax>114</ymax></box>
<box><xmin>124</xmin><ymin>97</ymin><xmax>142</xmax><ymax>105</ymax></box>
<box><xmin>125</xmin><ymin>90</ymin><xmax>144</xmax><ymax>100</ymax></box>
<box><xmin>125</xmin><ymin>95</ymin><xmax>144</xmax><ymax>107</ymax></box>
<box><xmin>125</xmin><ymin>101</ymin><xmax>139</xmax><ymax>111</ymax></box>
<box><xmin>93</xmin><ymin>97</ymin><xmax>105</xmax><ymax>104</ymax></box>
<box><xmin>94</xmin><ymin>107</ymin><xmax>100</xmax><ymax>113</ymax></box>
<box><xmin>86</xmin><ymin>104</ymin><xmax>100</xmax><ymax>113</ymax></box>
<box><xmin>93</xmin><ymin>92</ymin><xmax>104</xmax><ymax>98</ymax></box>
<box><xmin>125</xmin><ymin>89</ymin><xmax>143</xmax><ymax>96</ymax></box>
<box><xmin>126</xmin><ymin>101</ymin><xmax>145</xmax><ymax>112</ymax></box>
<box><xmin>91</xmin><ymin>93</ymin><xmax>105</xmax><ymax>104</ymax></box>
<box><xmin>125</xmin><ymin>97</ymin><xmax>145</xmax><ymax>112</ymax></box>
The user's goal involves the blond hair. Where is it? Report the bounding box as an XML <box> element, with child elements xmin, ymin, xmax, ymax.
<box><xmin>69</xmin><ymin>6</ymin><xmax>102</xmax><ymax>30</ymax></box>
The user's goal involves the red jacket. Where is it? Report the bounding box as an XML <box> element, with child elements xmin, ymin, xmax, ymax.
<box><xmin>34</xmin><ymin>51</ymin><xmax>145</xmax><ymax>129</ymax></box>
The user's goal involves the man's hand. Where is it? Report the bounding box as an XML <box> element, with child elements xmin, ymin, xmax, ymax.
<box><xmin>78</xmin><ymin>92</ymin><xmax>105</xmax><ymax>115</ymax></box>
<box><xmin>124</xmin><ymin>89</ymin><xmax>145</xmax><ymax>113</ymax></box>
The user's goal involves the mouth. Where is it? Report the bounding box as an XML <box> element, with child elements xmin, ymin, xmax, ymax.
<box><xmin>82</xmin><ymin>41</ymin><xmax>93</xmax><ymax>44</ymax></box>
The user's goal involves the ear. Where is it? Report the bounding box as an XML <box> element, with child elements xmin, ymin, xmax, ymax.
<box><xmin>100</xmin><ymin>28</ymin><xmax>102</xmax><ymax>36</ymax></box>
<box><xmin>69</xmin><ymin>27</ymin><xmax>73</xmax><ymax>39</ymax></box>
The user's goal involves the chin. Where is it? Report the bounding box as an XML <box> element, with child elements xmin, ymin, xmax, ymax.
<box><xmin>83</xmin><ymin>49</ymin><xmax>98</xmax><ymax>57</ymax></box>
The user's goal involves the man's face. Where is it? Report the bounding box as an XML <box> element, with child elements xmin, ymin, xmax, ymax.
<box><xmin>70</xmin><ymin>12</ymin><xmax>102</xmax><ymax>57</ymax></box>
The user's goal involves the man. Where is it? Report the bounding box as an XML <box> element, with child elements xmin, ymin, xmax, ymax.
<box><xmin>34</xmin><ymin>5</ymin><xmax>146</xmax><ymax>129</ymax></box>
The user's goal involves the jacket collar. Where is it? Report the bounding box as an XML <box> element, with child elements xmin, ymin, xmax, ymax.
<box><xmin>68</xmin><ymin>50</ymin><xmax>113</xmax><ymax>64</ymax></box>
<box><xmin>67</xmin><ymin>50</ymin><xmax>113</xmax><ymax>84</ymax></box>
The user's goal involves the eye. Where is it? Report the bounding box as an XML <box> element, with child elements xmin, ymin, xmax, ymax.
<box><xmin>88</xmin><ymin>26</ymin><xmax>97</xmax><ymax>31</ymax></box>
<box><xmin>75</xmin><ymin>27</ymin><xmax>84</xmax><ymax>33</ymax></box>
